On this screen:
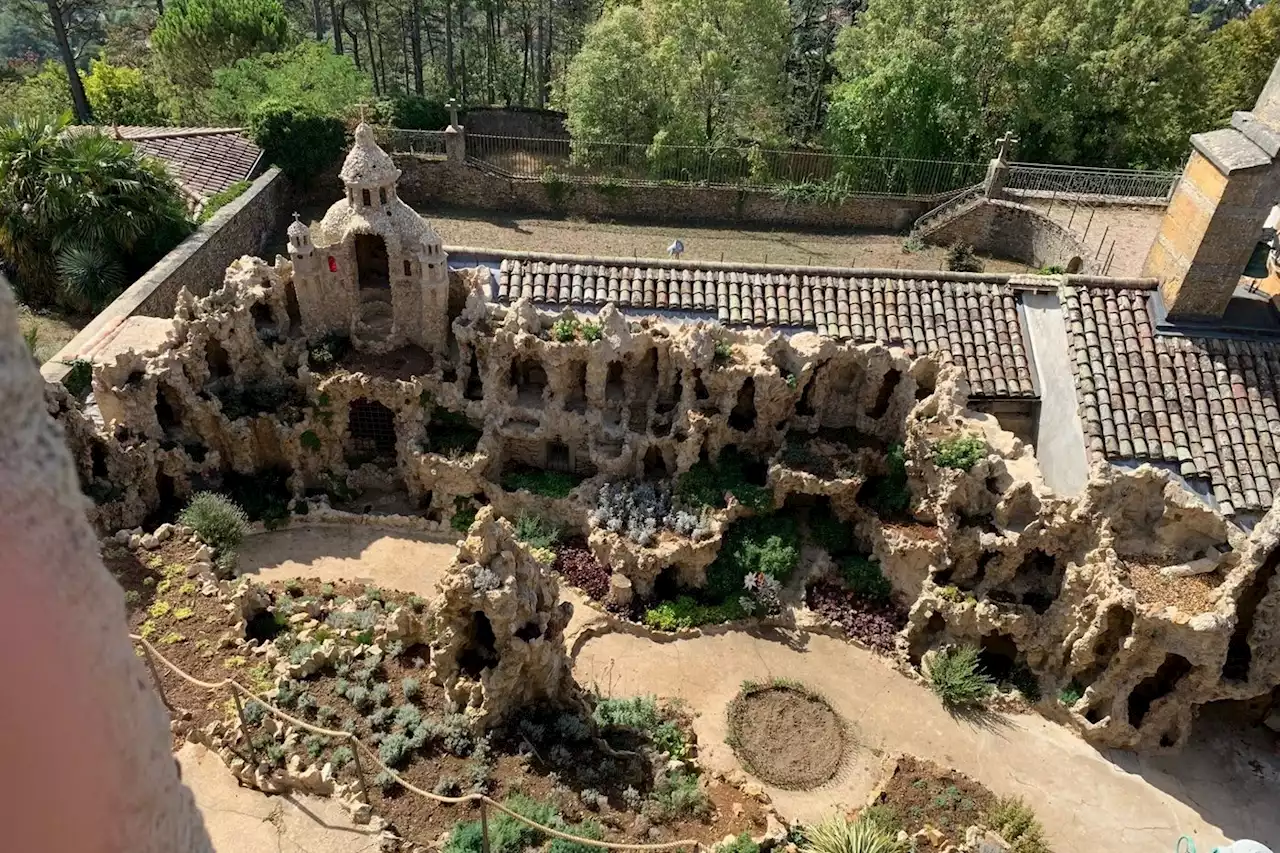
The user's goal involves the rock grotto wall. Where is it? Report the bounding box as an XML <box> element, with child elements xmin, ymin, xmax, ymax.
<box><xmin>429</xmin><ymin>507</ymin><xmax>585</xmax><ymax>729</ymax></box>
<box><xmin>49</xmin><ymin>251</ymin><xmax>1280</xmax><ymax>753</ymax></box>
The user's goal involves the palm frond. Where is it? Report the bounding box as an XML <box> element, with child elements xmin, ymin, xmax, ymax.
<box><xmin>56</xmin><ymin>242</ymin><xmax>128</xmax><ymax>311</ymax></box>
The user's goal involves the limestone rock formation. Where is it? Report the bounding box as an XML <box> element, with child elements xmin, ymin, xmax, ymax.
<box><xmin>429</xmin><ymin>507</ymin><xmax>584</xmax><ymax>729</ymax></box>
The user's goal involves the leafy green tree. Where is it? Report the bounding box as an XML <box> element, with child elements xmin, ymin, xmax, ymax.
<box><xmin>248</xmin><ymin>99</ymin><xmax>346</xmax><ymax>182</ymax></box>
<box><xmin>209</xmin><ymin>41</ymin><xmax>371</xmax><ymax>123</ymax></box>
<box><xmin>373</xmin><ymin>93</ymin><xmax>448</xmax><ymax>130</ymax></box>
<box><xmin>0</xmin><ymin>60</ymin><xmax>73</xmax><ymax>123</ymax></box>
<box><xmin>562</xmin><ymin>0</ymin><xmax>789</xmax><ymax>150</ymax></box>
<box><xmin>825</xmin><ymin>0</ymin><xmax>1207</xmax><ymax>169</ymax></box>
<box><xmin>647</xmin><ymin>0</ymin><xmax>790</xmax><ymax>146</ymax></box>
<box><xmin>1202</xmin><ymin>0</ymin><xmax>1280</xmax><ymax>125</ymax></box>
<box><xmin>0</xmin><ymin>117</ymin><xmax>192</xmax><ymax>311</ymax></box>
<box><xmin>152</xmin><ymin>0</ymin><xmax>293</xmax><ymax>93</ymax></box>
<box><xmin>83</xmin><ymin>58</ymin><xmax>166</xmax><ymax>125</ymax></box>
<box><xmin>562</xmin><ymin>5</ymin><xmax>661</xmax><ymax>149</ymax></box>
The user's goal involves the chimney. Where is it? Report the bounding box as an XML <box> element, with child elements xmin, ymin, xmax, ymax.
<box><xmin>1142</xmin><ymin>56</ymin><xmax>1280</xmax><ymax>322</ymax></box>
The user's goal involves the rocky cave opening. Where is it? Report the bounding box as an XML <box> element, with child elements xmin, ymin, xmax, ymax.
<box><xmin>978</xmin><ymin>632</ymin><xmax>1022</xmax><ymax>682</ymax></box>
<box><xmin>867</xmin><ymin>368</ymin><xmax>902</xmax><ymax>419</ymax></box>
<box><xmin>565</xmin><ymin>362</ymin><xmax>588</xmax><ymax>412</ymax></box>
<box><xmin>606</xmin><ymin>361</ymin><xmax>625</xmax><ymax>402</ymax></box>
<box><xmin>465</xmin><ymin>351</ymin><xmax>484</xmax><ymax>400</ymax></box>
<box><xmin>1223</xmin><ymin>546</ymin><xmax>1279</xmax><ymax>682</ymax></box>
<box><xmin>729</xmin><ymin>378</ymin><xmax>758</xmax><ymax>432</ymax></box>
<box><xmin>512</xmin><ymin>357</ymin><xmax>548</xmax><ymax>407</ymax></box>
<box><xmin>458</xmin><ymin>611</ymin><xmax>500</xmax><ymax>678</ymax></box>
<box><xmin>1127</xmin><ymin>653</ymin><xmax>1193</xmax><ymax>728</ymax></box>
<box><xmin>206</xmin><ymin>339</ymin><xmax>232</xmax><ymax>380</ymax></box>
<box><xmin>1076</xmin><ymin>605</ymin><xmax>1135</xmax><ymax>687</ymax></box>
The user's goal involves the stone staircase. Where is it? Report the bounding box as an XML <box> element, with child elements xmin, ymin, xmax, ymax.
<box><xmin>910</xmin><ymin>183</ymin><xmax>986</xmax><ymax>238</ymax></box>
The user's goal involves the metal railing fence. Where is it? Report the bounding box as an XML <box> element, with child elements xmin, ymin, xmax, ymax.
<box><xmin>1005</xmin><ymin>163</ymin><xmax>1180</xmax><ymax>200</ymax></box>
<box><xmin>378</xmin><ymin>128</ymin><xmax>448</xmax><ymax>157</ymax></box>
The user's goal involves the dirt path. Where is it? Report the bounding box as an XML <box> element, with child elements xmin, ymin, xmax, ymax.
<box><xmin>274</xmin><ymin>204</ymin><xmax>1028</xmax><ymax>272</ymax></box>
<box><xmin>178</xmin><ymin>742</ymin><xmax>379</xmax><ymax>853</ymax></box>
<box><xmin>237</xmin><ymin>526</ymin><xmax>459</xmax><ymax>597</ymax></box>
<box><xmin>571</xmin><ymin>628</ymin><xmax>1279</xmax><ymax>853</ymax></box>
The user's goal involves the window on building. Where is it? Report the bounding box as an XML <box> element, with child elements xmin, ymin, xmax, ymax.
<box><xmin>403</xmin><ymin>260</ymin><xmax>412</xmax><ymax>276</ymax></box>
<box><xmin>379</xmin><ymin>188</ymin><xmax>388</xmax><ymax>204</ymax></box>
<box><xmin>362</xmin><ymin>189</ymin><xmax>371</xmax><ymax>206</ymax></box>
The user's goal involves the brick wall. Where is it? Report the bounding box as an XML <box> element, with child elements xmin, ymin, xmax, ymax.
<box><xmin>922</xmin><ymin>199</ymin><xmax>1095</xmax><ymax>273</ymax></box>
<box><xmin>391</xmin><ymin>156</ymin><xmax>934</xmax><ymax>231</ymax></box>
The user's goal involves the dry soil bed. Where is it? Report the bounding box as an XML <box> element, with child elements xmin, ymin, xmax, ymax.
<box><xmin>728</xmin><ymin>684</ymin><xmax>845</xmax><ymax>790</ymax></box>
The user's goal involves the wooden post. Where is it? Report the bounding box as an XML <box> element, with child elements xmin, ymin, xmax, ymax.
<box><xmin>349</xmin><ymin>736</ymin><xmax>371</xmax><ymax>802</ymax></box>
<box><xmin>480</xmin><ymin>801</ymin><xmax>492</xmax><ymax>853</ymax></box>
<box><xmin>138</xmin><ymin>641</ymin><xmax>171</xmax><ymax>710</ymax></box>
<box><xmin>230</xmin><ymin>684</ymin><xmax>257</xmax><ymax>760</ymax></box>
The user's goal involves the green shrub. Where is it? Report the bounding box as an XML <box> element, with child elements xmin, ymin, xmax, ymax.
<box><xmin>932</xmin><ymin>434</ymin><xmax>987</xmax><ymax>471</ymax></box>
<box><xmin>593</xmin><ymin>695</ymin><xmax>660</xmax><ymax>730</ymax></box>
<box><xmin>840</xmin><ymin>555</ymin><xmax>892</xmax><ymax>602</ymax></box>
<box><xmin>644</xmin><ymin>771</ymin><xmax>710</xmax><ymax>823</ymax></box>
<box><xmin>501</xmin><ymin>467</ymin><xmax>582</xmax><ymax>498</ymax></box>
<box><xmin>249</xmin><ymin>100</ymin><xmax>346</xmax><ymax>183</ymax></box>
<box><xmin>374</xmin><ymin>93</ymin><xmax>448</xmax><ymax>129</ymax></box>
<box><xmin>180</xmin><ymin>492</ymin><xmax>249</xmax><ymax>553</ymax></box>
<box><xmin>548</xmin><ymin>819</ymin><xmax>603</xmax><ymax>853</ymax></box>
<box><xmin>424</xmin><ymin>405</ymin><xmax>482</xmax><ymax>456</ymax></box>
<box><xmin>927</xmin><ymin>645</ymin><xmax>994</xmax><ymax>709</ymax></box>
<box><xmin>198</xmin><ymin>180</ymin><xmax>251</xmax><ymax>223</ymax></box>
<box><xmin>330</xmin><ymin>745</ymin><xmax>353</xmax><ymax>768</ymax></box>
<box><xmin>452</xmin><ymin>500</ymin><xmax>479</xmax><ymax>532</ymax></box>
<box><xmin>402</xmin><ymin>677</ymin><xmax>421</xmax><ymax>700</ymax></box>
<box><xmin>308</xmin><ymin>333</ymin><xmax>350</xmax><ymax>372</ymax></box>
<box><xmin>856</xmin><ymin>804</ymin><xmax>901</xmax><ymax>837</ymax></box>
<box><xmin>300</xmin><ymin>430</ymin><xmax>321</xmax><ymax>451</ymax></box>
<box><xmin>551</xmin><ymin>317</ymin><xmax>581</xmax><ymax>342</ymax></box>
<box><xmin>643</xmin><ymin>596</ymin><xmax>746</xmax><ymax>630</ymax></box>
<box><xmin>985</xmin><ymin>797</ymin><xmax>1051</xmax><ymax>853</ymax></box>
<box><xmin>580</xmin><ymin>321</ymin><xmax>602</xmax><ymax>342</ymax></box>
<box><xmin>444</xmin><ymin>793</ymin><xmax>561</xmax><ymax>853</ymax></box>
<box><xmin>862</xmin><ymin>444</ymin><xmax>910</xmax><ymax>516</ymax></box>
<box><xmin>808</xmin><ymin>507</ymin><xmax>852</xmax><ymax>555</ymax></box>
<box><xmin>677</xmin><ymin>449</ymin><xmax>772</xmax><ymax>512</ymax></box>
<box><xmin>378</xmin><ymin>732</ymin><xmax>414</xmax><ymax>768</ymax></box>
<box><xmin>713</xmin><ymin>338</ymin><xmax>734</xmax><ymax>363</ymax></box>
<box><xmin>59</xmin><ymin>358</ymin><xmax>95</xmax><ymax>398</ymax></box>
<box><xmin>801</xmin><ymin>815</ymin><xmax>898</xmax><ymax>853</ymax></box>
<box><xmin>1058</xmin><ymin>680</ymin><xmax>1083</xmax><ymax>706</ymax></box>
<box><xmin>717</xmin><ymin>833</ymin><xmax>760</xmax><ymax>853</ymax></box>
<box><xmin>704</xmin><ymin>515</ymin><xmax>799</xmax><ymax>601</ymax></box>
<box><xmin>946</xmin><ymin>243</ymin><xmax>984</xmax><ymax>273</ymax></box>
<box><xmin>513</xmin><ymin>513</ymin><xmax>562</xmax><ymax>550</ymax></box>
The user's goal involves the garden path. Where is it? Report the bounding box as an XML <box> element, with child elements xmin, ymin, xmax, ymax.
<box><xmin>233</xmin><ymin>526</ymin><xmax>1280</xmax><ymax>853</ymax></box>
<box><xmin>177</xmin><ymin>742</ymin><xmax>380</xmax><ymax>853</ymax></box>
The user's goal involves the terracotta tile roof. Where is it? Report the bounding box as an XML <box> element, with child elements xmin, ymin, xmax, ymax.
<box><xmin>106</xmin><ymin>126</ymin><xmax>263</xmax><ymax>199</ymax></box>
<box><xmin>1063</xmin><ymin>285</ymin><xmax>1280</xmax><ymax>515</ymax></box>
<box><xmin>496</xmin><ymin>256</ymin><xmax>1036</xmax><ymax>398</ymax></box>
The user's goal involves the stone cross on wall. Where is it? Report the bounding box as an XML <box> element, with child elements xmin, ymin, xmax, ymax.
<box><xmin>445</xmin><ymin>98</ymin><xmax>461</xmax><ymax>129</ymax></box>
<box><xmin>995</xmin><ymin>131</ymin><xmax>1019</xmax><ymax>163</ymax></box>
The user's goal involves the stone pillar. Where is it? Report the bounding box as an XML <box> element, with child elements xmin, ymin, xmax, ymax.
<box><xmin>983</xmin><ymin>157</ymin><xmax>1009</xmax><ymax>199</ymax></box>
<box><xmin>1142</xmin><ymin>57</ymin><xmax>1280</xmax><ymax>322</ymax></box>
<box><xmin>444</xmin><ymin>124</ymin><xmax>466</xmax><ymax>163</ymax></box>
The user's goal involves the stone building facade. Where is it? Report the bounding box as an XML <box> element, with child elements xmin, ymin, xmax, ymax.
<box><xmin>290</xmin><ymin>123</ymin><xmax>451</xmax><ymax>355</ymax></box>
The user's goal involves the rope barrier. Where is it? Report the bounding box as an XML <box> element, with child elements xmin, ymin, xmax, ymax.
<box><xmin>131</xmin><ymin>634</ymin><xmax>703</xmax><ymax>852</ymax></box>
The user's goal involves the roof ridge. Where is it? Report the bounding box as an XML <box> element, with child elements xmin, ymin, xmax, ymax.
<box><xmin>116</xmin><ymin>127</ymin><xmax>245</xmax><ymax>140</ymax></box>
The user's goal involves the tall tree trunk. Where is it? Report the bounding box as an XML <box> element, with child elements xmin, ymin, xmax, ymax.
<box><xmin>543</xmin><ymin>0</ymin><xmax>552</xmax><ymax>107</ymax></box>
<box><xmin>331</xmin><ymin>0</ymin><xmax>345</xmax><ymax>53</ymax></box>
<box><xmin>312</xmin><ymin>0</ymin><xmax>324</xmax><ymax>39</ymax></box>
<box><xmin>347</xmin><ymin>17</ymin><xmax>362</xmax><ymax>70</ymax></box>
<box><xmin>444</xmin><ymin>0</ymin><xmax>456</xmax><ymax>95</ymax></box>
<box><xmin>156</xmin><ymin>0</ymin><xmax>164</xmax><ymax>15</ymax></box>
<box><xmin>360</xmin><ymin>2</ymin><xmax>380</xmax><ymax>95</ymax></box>
<box><xmin>520</xmin><ymin>18</ymin><xmax>530</xmax><ymax>105</ymax></box>
<box><xmin>410</xmin><ymin>0</ymin><xmax>424</xmax><ymax>95</ymax></box>
<box><xmin>47</xmin><ymin>0</ymin><xmax>91</xmax><ymax>123</ymax></box>
<box><xmin>533</xmin><ymin>11</ymin><xmax>544</xmax><ymax>107</ymax></box>
<box><xmin>372</xmin><ymin>1</ymin><xmax>387</xmax><ymax>94</ymax></box>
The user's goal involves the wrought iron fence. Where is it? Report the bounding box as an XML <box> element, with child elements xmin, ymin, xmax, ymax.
<box><xmin>1005</xmin><ymin>163</ymin><xmax>1180</xmax><ymax>200</ymax></box>
<box><xmin>378</xmin><ymin>127</ymin><xmax>448</xmax><ymax>157</ymax></box>
<box><xmin>460</xmin><ymin>133</ymin><xmax>987</xmax><ymax>199</ymax></box>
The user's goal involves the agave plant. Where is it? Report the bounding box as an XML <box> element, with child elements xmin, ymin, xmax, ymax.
<box><xmin>802</xmin><ymin>815</ymin><xmax>899</xmax><ymax>853</ymax></box>
<box><xmin>0</xmin><ymin>116</ymin><xmax>192</xmax><ymax>312</ymax></box>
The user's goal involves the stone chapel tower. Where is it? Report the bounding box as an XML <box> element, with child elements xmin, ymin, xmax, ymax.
<box><xmin>291</xmin><ymin>123</ymin><xmax>450</xmax><ymax>355</ymax></box>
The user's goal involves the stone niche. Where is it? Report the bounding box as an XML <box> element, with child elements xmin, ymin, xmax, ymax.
<box><xmin>428</xmin><ymin>507</ymin><xmax>584</xmax><ymax>730</ymax></box>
